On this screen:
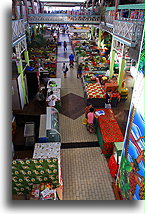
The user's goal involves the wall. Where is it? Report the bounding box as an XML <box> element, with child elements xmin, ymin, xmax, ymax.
<box><xmin>117</xmin><ymin>27</ymin><xmax>145</xmax><ymax>200</ymax></box>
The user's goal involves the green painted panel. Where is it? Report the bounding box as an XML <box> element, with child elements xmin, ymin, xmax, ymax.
<box><xmin>106</xmin><ymin>4</ymin><xmax>145</xmax><ymax>11</ymax></box>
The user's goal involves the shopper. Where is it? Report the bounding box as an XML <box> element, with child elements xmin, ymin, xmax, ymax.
<box><xmin>62</xmin><ymin>63</ymin><xmax>68</xmax><ymax>78</ymax></box>
<box><xmin>69</xmin><ymin>53</ymin><xmax>74</xmax><ymax>67</ymax></box>
<box><xmin>46</xmin><ymin>91</ymin><xmax>59</xmax><ymax>107</ymax></box>
<box><xmin>77</xmin><ymin>63</ymin><xmax>83</xmax><ymax>78</ymax></box>
<box><xmin>63</xmin><ymin>41</ymin><xmax>67</xmax><ymax>51</ymax></box>
<box><xmin>35</xmin><ymin>89</ymin><xmax>45</xmax><ymax>106</ymax></box>
<box><xmin>105</xmin><ymin>91</ymin><xmax>112</xmax><ymax>108</ymax></box>
<box><xmin>87</xmin><ymin>107</ymin><xmax>96</xmax><ymax>134</ymax></box>
<box><xmin>85</xmin><ymin>103</ymin><xmax>93</xmax><ymax>119</ymax></box>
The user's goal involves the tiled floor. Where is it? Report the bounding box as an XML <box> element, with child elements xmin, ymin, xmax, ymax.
<box><xmin>61</xmin><ymin>147</ymin><xmax>115</xmax><ymax>200</ymax></box>
<box><xmin>57</xmin><ymin>33</ymin><xmax>115</xmax><ymax>200</ymax></box>
<box><xmin>59</xmin><ymin>114</ymin><xmax>98</xmax><ymax>143</ymax></box>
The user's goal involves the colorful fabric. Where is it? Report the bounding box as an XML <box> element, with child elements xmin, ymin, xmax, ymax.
<box><xmin>12</xmin><ymin>158</ymin><xmax>59</xmax><ymax>195</ymax></box>
<box><xmin>33</xmin><ymin>143</ymin><xmax>61</xmax><ymax>160</ymax></box>
<box><xmin>108</xmin><ymin>155</ymin><xmax>119</xmax><ymax>177</ymax></box>
<box><xmin>97</xmin><ymin>109</ymin><xmax>124</xmax><ymax>143</ymax></box>
<box><xmin>85</xmin><ymin>83</ymin><xmax>106</xmax><ymax>98</ymax></box>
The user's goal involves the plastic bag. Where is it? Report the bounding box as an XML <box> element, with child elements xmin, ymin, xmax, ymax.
<box><xmin>82</xmin><ymin>118</ymin><xmax>87</xmax><ymax>125</ymax></box>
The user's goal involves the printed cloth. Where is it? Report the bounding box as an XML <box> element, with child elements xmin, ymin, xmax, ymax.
<box><xmin>12</xmin><ymin>158</ymin><xmax>59</xmax><ymax>195</ymax></box>
<box><xmin>33</xmin><ymin>143</ymin><xmax>61</xmax><ymax>159</ymax></box>
<box><xmin>85</xmin><ymin>83</ymin><xmax>106</xmax><ymax>98</ymax></box>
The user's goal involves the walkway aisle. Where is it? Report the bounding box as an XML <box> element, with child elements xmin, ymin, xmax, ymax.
<box><xmin>57</xmin><ymin>33</ymin><xmax>98</xmax><ymax>143</ymax></box>
<box><xmin>57</xmin><ymin>33</ymin><xmax>115</xmax><ymax>200</ymax></box>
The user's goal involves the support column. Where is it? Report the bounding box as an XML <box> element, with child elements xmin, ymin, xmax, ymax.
<box><xmin>118</xmin><ymin>45</ymin><xmax>126</xmax><ymax>93</ymax></box>
<box><xmin>17</xmin><ymin>59</ymin><xmax>23</xmax><ymax>74</ymax></box>
<box><xmin>118</xmin><ymin>57</ymin><xmax>125</xmax><ymax>92</ymax></box>
<box><xmin>86</xmin><ymin>1</ymin><xmax>88</xmax><ymax>10</ymax></box>
<box><xmin>109</xmin><ymin>37</ymin><xmax>115</xmax><ymax>78</ymax></box>
<box><xmin>38</xmin><ymin>24</ymin><xmax>41</xmax><ymax>33</ymax></box>
<box><xmin>98</xmin><ymin>28</ymin><xmax>102</xmax><ymax>48</ymax></box>
<box><xmin>23</xmin><ymin>0</ymin><xmax>29</xmax><ymax>21</ymax></box>
<box><xmin>91</xmin><ymin>26</ymin><xmax>95</xmax><ymax>40</ymax></box>
<box><xmin>33</xmin><ymin>25</ymin><xmax>37</xmax><ymax>37</ymax></box>
<box><xmin>92</xmin><ymin>0</ymin><xmax>95</xmax><ymax>11</ymax></box>
<box><xmin>20</xmin><ymin>72</ymin><xmax>27</xmax><ymax>104</ymax></box>
<box><xmin>26</xmin><ymin>27</ymin><xmax>31</xmax><ymax>45</ymax></box>
<box><xmin>16</xmin><ymin>59</ymin><xmax>27</xmax><ymax>104</ymax></box>
<box><xmin>114</xmin><ymin>0</ymin><xmax>119</xmax><ymax>20</ymax></box>
<box><xmin>31</xmin><ymin>0</ymin><xmax>35</xmax><ymax>14</ymax></box>
<box><xmin>12</xmin><ymin>0</ymin><xmax>19</xmax><ymax>20</ymax></box>
<box><xmin>24</xmin><ymin>51</ymin><xmax>30</xmax><ymax>66</ymax></box>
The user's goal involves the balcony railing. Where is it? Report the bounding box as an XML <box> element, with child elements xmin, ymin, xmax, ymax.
<box><xmin>113</xmin><ymin>20</ymin><xmax>143</xmax><ymax>42</ymax></box>
<box><xmin>105</xmin><ymin>15</ymin><xmax>114</xmax><ymax>25</ymax></box>
<box><xmin>12</xmin><ymin>19</ymin><xmax>26</xmax><ymax>42</ymax></box>
<box><xmin>28</xmin><ymin>14</ymin><xmax>100</xmax><ymax>24</ymax></box>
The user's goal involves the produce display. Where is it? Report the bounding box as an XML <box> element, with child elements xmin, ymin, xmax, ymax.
<box><xmin>30</xmin><ymin>183</ymin><xmax>58</xmax><ymax>200</ymax></box>
<box><xmin>82</xmin><ymin>73</ymin><xmax>120</xmax><ymax>107</ymax></box>
<box><xmin>29</xmin><ymin>39</ymin><xmax>57</xmax><ymax>77</ymax></box>
<box><xmin>71</xmin><ymin>40</ymin><xmax>110</xmax><ymax>75</ymax></box>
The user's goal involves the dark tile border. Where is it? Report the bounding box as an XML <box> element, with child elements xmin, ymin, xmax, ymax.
<box><xmin>61</xmin><ymin>141</ymin><xmax>100</xmax><ymax>149</ymax></box>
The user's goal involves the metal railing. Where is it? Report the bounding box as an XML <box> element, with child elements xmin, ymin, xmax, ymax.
<box><xmin>105</xmin><ymin>15</ymin><xmax>114</xmax><ymax>25</ymax></box>
<box><xmin>12</xmin><ymin>19</ymin><xmax>26</xmax><ymax>42</ymax></box>
<box><xmin>28</xmin><ymin>14</ymin><xmax>100</xmax><ymax>24</ymax></box>
<box><xmin>113</xmin><ymin>20</ymin><xmax>143</xmax><ymax>42</ymax></box>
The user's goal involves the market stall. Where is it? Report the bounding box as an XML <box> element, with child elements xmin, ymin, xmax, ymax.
<box><xmin>95</xmin><ymin>108</ymin><xmax>124</xmax><ymax>158</ymax></box>
<box><xmin>12</xmin><ymin>158</ymin><xmax>61</xmax><ymax>198</ymax></box>
<box><xmin>28</xmin><ymin>32</ymin><xmax>57</xmax><ymax>78</ymax></box>
<box><xmin>38</xmin><ymin>107</ymin><xmax>61</xmax><ymax>143</ymax></box>
<box><xmin>82</xmin><ymin>74</ymin><xmax>120</xmax><ymax>107</ymax></box>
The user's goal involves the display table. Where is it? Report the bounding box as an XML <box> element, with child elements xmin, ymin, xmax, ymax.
<box><xmin>95</xmin><ymin>109</ymin><xmax>124</xmax><ymax>157</ymax></box>
<box><xmin>39</xmin><ymin>107</ymin><xmax>61</xmax><ymax>143</ymax></box>
<box><xmin>33</xmin><ymin>143</ymin><xmax>61</xmax><ymax>159</ymax></box>
<box><xmin>47</xmin><ymin>78</ymin><xmax>61</xmax><ymax>89</ymax></box>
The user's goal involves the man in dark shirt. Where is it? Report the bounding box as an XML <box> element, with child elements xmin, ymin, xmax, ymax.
<box><xmin>77</xmin><ymin>63</ymin><xmax>83</xmax><ymax>79</ymax></box>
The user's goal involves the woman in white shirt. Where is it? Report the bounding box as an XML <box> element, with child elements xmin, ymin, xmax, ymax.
<box><xmin>46</xmin><ymin>91</ymin><xmax>59</xmax><ymax>107</ymax></box>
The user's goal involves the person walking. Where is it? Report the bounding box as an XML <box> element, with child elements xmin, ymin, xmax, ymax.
<box><xmin>77</xmin><ymin>63</ymin><xmax>83</xmax><ymax>78</ymax></box>
<box><xmin>63</xmin><ymin>41</ymin><xmax>67</xmax><ymax>52</ymax></box>
<box><xmin>62</xmin><ymin>63</ymin><xmax>68</xmax><ymax>78</ymax></box>
<box><xmin>69</xmin><ymin>53</ymin><xmax>74</xmax><ymax>67</ymax></box>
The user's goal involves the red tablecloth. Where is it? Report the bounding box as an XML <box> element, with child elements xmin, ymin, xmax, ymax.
<box><xmin>96</xmin><ymin>109</ymin><xmax>124</xmax><ymax>144</ymax></box>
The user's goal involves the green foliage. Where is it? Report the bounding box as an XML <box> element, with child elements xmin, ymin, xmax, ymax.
<box><xmin>31</xmin><ymin>34</ymin><xmax>47</xmax><ymax>48</ymax></box>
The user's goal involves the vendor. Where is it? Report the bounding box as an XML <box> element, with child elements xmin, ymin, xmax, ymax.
<box><xmin>46</xmin><ymin>91</ymin><xmax>59</xmax><ymax>107</ymax></box>
<box><xmin>105</xmin><ymin>91</ymin><xmax>112</xmax><ymax>105</ymax></box>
